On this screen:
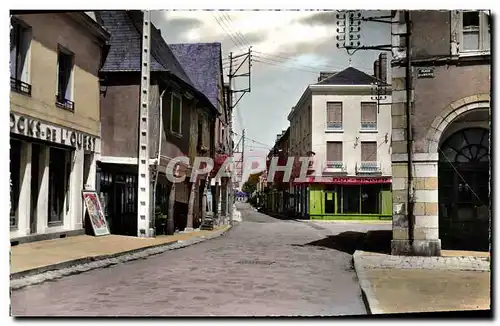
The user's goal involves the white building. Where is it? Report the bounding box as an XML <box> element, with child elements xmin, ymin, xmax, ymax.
<box><xmin>288</xmin><ymin>54</ymin><xmax>393</xmax><ymax>220</ymax></box>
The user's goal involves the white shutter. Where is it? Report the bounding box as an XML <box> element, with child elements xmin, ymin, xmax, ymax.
<box><xmin>19</xmin><ymin>28</ymin><xmax>31</xmax><ymax>83</ymax></box>
<box><xmin>10</xmin><ymin>25</ymin><xmax>17</xmax><ymax>78</ymax></box>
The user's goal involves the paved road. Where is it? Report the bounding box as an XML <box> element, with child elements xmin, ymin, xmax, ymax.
<box><xmin>11</xmin><ymin>203</ymin><xmax>390</xmax><ymax>317</ymax></box>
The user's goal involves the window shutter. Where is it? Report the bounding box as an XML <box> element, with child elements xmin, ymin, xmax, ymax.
<box><xmin>19</xmin><ymin>28</ymin><xmax>31</xmax><ymax>83</ymax></box>
<box><xmin>361</xmin><ymin>103</ymin><xmax>377</xmax><ymax>122</ymax></box>
<box><xmin>327</xmin><ymin>142</ymin><xmax>342</xmax><ymax>161</ymax></box>
<box><xmin>10</xmin><ymin>25</ymin><xmax>18</xmax><ymax>78</ymax></box>
<box><xmin>361</xmin><ymin>142</ymin><xmax>377</xmax><ymax>161</ymax></box>
<box><xmin>327</xmin><ymin>102</ymin><xmax>342</xmax><ymax>122</ymax></box>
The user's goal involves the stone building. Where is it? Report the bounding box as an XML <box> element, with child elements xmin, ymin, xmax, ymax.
<box><xmin>9</xmin><ymin>12</ymin><xmax>109</xmax><ymax>243</ymax></box>
<box><xmin>96</xmin><ymin>11</ymin><xmax>218</xmax><ymax>236</ymax></box>
<box><xmin>287</xmin><ymin>60</ymin><xmax>392</xmax><ymax>221</ymax></box>
<box><xmin>390</xmin><ymin>10</ymin><xmax>491</xmax><ymax>255</ymax></box>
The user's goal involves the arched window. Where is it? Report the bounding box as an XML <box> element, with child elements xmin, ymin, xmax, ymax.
<box><xmin>439</xmin><ymin>128</ymin><xmax>489</xmax><ymax>163</ymax></box>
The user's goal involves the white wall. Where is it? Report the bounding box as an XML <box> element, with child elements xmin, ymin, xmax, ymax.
<box><xmin>311</xmin><ymin>90</ymin><xmax>392</xmax><ymax>176</ymax></box>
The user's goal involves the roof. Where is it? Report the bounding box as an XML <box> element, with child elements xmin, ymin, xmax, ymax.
<box><xmin>96</xmin><ymin>10</ymin><xmax>192</xmax><ymax>87</ymax></box>
<box><xmin>316</xmin><ymin>67</ymin><xmax>382</xmax><ymax>86</ymax></box>
<box><xmin>170</xmin><ymin>43</ymin><xmax>222</xmax><ymax>110</ymax></box>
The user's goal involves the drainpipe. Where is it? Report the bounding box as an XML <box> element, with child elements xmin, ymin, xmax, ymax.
<box><xmin>152</xmin><ymin>89</ymin><xmax>166</xmax><ymax>234</ymax></box>
<box><xmin>405</xmin><ymin>10</ymin><xmax>415</xmax><ymax>253</ymax></box>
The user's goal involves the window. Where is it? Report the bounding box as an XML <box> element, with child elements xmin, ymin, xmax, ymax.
<box><xmin>48</xmin><ymin>147</ymin><xmax>70</xmax><ymax>226</ymax></box>
<box><xmin>170</xmin><ymin>93</ymin><xmax>182</xmax><ymax>135</ymax></box>
<box><xmin>326</xmin><ymin>102</ymin><xmax>342</xmax><ymax>130</ymax></box>
<box><xmin>10</xmin><ymin>139</ymin><xmax>21</xmax><ymax>229</ymax></box>
<box><xmin>361</xmin><ymin>102</ymin><xmax>377</xmax><ymax>130</ymax></box>
<box><xmin>342</xmin><ymin>186</ymin><xmax>360</xmax><ymax>214</ymax></box>
<box><xmin>56</xmin><ymin>47</ymin><xmax>75</xmax><ymax>111</ymax></box>
<box><xmin>460</xmin><ymin>10</ymin><xmax>490</xmax><ymax>52</ymax></box>
<box><xmin>361</xmin><ymin>141</ymin><xmax>377</xmax><ymax>162</ymax></box>
<box><xmin>326</xmin><ymin>142</ymin><xmax>343</xmax><ymax>168</ymax></box>
<box><xmin>10</xmin><ymin>18</ymin><xmax>31</xmax><ymax>95</ymax></box>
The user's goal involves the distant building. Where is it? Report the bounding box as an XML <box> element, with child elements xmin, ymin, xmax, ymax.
<box><xmin>288</xmin><ymin>55</ymin><xmax>392</xmax><ymax>220</ymax></box>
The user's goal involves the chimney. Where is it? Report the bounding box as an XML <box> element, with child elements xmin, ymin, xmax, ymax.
<box><xmin>318</xmin><ymin>71</ymin><xmax>337</xmax><ymax>82</ymax></box>
<box><xmin>378</xmin><ymin>53</ymin><xmax>387</xmax><ymax>83</ymax></box>
<box><xmin>373</xmin><ymin>60</ymin><xmax>380</xmax><ymax>80</ymax></box>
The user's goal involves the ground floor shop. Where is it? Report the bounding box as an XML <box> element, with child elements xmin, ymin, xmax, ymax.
<box><xmin>308</xmin><ymin>182</ymin><xmax>392</xmax><ymax>220</ymax></box>
<box><xmin>97</xmin><ymin>163</ymin><xmax>193</xmax><ymax>236</ymax></box>
<box><xmin>10</xmin><ymin>112</ymin><xmax>99</xmax><ymax>243</ymax></box>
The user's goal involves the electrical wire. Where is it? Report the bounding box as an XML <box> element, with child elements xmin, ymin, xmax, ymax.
<box><xmin>211</xmin><ymin>11</ymin><xmax>245</xmax><ymax>51</ymax></box>
<box><xmin>220</xmin><ymin>12</ymin><xmax>250</xmax><ymax>48</ymax></box>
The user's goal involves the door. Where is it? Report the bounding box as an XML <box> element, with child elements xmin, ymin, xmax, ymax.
<box><xmin>324</xmin><ymin>189</ymin><xmax>335</xmax><ymax>214</ymax></box>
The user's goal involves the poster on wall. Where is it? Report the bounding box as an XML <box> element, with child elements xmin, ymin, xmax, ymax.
<box><xmin>82</xmin><ymin>190</ymin><xmax>110</xmax><ymax>236</ymax></box>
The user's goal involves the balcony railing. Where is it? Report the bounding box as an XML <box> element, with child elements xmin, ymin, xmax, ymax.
<box><xmin>56</xmin><ymin>95</ymin><xmax>75</xmax><ymax>112</ymax></box>
<box><xmin>356</xmin><ymin>161</ymin><xmax>381</xmax><ymax>173</ymax></box>
<box><xmin>361</xmin><ymin>121</ymin><xmax>377</xmax><ymax>130</ymax></box>
<box><xmin>326</xmin><ymin>121</ymin><xmax>343</xmax><ymax>130</ymax></box>
<box><xmin>10</xmin><ymin>77</ymin><xmax>31</xmax><ymax>96</ymax></box>
<box><xmin>324</xmin><ymin>161</ymin><xmax>346</xmax><ymax>171</ymax></box>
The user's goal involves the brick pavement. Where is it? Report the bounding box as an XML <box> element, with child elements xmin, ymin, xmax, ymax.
<box><xmin>10</xmin><ymin>203</ymin><xmax>392</xmax><ymax>317</ymax></box>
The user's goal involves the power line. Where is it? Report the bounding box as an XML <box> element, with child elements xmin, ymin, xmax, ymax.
<box><xmin>211</xmin><ymin>11</ymin><xmax>245</xmax><ymax>51</ymax></box>
<box><xmin>220</xmin><ymin>12</ymin><xmax>250</xmax><ymax>48</ymax></box>
<box><xmin>253</xmin><ymin>58</ymin><xmax>320</xmax><ymax>75</ymax></box>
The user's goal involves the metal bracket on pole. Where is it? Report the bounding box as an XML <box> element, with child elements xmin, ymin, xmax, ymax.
<box><xmin>137</xmin><ymin>10</ymin><xmax>152</xmax><ymax>237</ymax></box>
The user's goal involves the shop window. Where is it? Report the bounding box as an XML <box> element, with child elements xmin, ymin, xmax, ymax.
<box><xmin>10</xmin><ymin>139</ymin><xmax>21</xmax><ymax>229</ymax></box>
<box><xmin>361</xmin><ymin>185</ymin><xmax>380</xmax><ymax>214</ymax></box>
<box><xmin>342</xmin><ymin>186</ymin><xmax>360</xmax><ymax>214</ymax></box>
<box><xmin>56</xmin><ymin>46</ymin><xmax>74</xmax><ymax>111</ymax></box>
<box><xmin>10</xmin><ymin>18</ymin><xmax>32</xmax><ymax>96</ymax></box>
<box><xmin>48</xmin><ymin>147</ymin><xmax>69</xmax><ymax>226</ymax></box>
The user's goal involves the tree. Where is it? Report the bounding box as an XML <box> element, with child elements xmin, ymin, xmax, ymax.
<box><xmin>242</xmin><ymin>171</ymin><xmax>263</xmax><ymax>195</ymax></box>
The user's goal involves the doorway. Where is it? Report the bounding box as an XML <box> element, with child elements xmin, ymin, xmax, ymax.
<box><xmin>438</xmin><ymin>127</ymin><xmax>490</xmax><ymax>251</ymax></box>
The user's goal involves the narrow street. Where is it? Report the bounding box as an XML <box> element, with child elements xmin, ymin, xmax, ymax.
<box><xmin>11</xmin><ymin>203</ymin><xmax>390</xmax><ymax>317</ymax></box>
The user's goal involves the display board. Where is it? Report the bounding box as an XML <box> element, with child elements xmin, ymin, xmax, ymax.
<box><xmin>82</xmin><ymin>190</ymin><xmax>110</xmax><ymax>236</ymax></box>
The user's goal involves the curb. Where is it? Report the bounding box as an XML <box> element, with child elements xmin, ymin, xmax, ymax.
<box><xmin>10</xmin><ymin>225</ymin><xmax>232</xmax><ymax>290</ymax></box>
<box><xmin>352</xmin><ymin>250</ymin><xmax>385</xmax><ymax>315</ymax></box>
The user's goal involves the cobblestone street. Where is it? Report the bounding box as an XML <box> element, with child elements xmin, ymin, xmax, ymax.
<box><xmin>11</xmin><ymin>203</ymin><xmax>390</xmax><ymax>317</ymax></box>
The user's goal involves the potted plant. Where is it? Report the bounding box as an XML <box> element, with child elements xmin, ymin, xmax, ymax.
<box><xmin>154</xmin><ymin>206</ymin><xmax>167</xmax><ymax>235</ymax></box>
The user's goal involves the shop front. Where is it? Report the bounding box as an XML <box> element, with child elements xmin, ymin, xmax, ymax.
<box><xmin>300</xmin><ymin>176</ymin><xmax>392</xmax><ymax>220</ymax></box>
<box><xmin>10</xmin><ymin>112</ymin><xmax>100</xmax><ymax>243</ymax></box>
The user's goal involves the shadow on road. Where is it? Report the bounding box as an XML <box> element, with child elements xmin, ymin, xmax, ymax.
<box><xmin>294</xmin><ymin>230</ymin><xmax>392</xmax><ymax>255</ymax></box>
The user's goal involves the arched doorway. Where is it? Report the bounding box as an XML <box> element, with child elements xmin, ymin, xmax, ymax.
<box><xmin>438</xmin><ymin>127</ymin><xmax>490</xmax><ymax>251</ymax></box>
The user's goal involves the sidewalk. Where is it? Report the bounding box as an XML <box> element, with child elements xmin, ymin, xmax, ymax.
<box><xmin>10</xmin><ymin>225</ymin><xmax>231</xmax><ymax>289</ymax></box>
<box><xmin>353</xmin><ymin>250</ymin><xmax>491</xmax><ymax>314</ymax></box>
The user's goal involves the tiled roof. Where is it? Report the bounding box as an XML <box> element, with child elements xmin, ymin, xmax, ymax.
<box><xmin>316</xmin><ymin>67</ymin><xmax>382</xmax><ymax>85</ymax></box>
<box><xmin>170</xmin><ymin>43</ymin><xmax>222</xmax><ymax>111</ymax></box>
<box><xmin>96</xmin><ymin>10</ymin><xmax>192</xmax><ymax>87</ymax></box>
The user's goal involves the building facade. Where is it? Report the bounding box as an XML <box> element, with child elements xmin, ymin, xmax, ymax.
<box><xmin>390</xmin><ymin>10</ymin><xmax>491</xmax><ymax>255</ymax></box>
<box><xmin>9</xmin><ymin>12</ymin><xmax>109</xmax><ymax>243</ymax></box>
<box><xmin>288</xmin><ymin>61</ymin><xmax>393</xmax><ymax>220</ymax></box>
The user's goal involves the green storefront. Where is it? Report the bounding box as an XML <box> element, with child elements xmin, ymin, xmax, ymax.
<box><xmin>306</xmin><ymin>177</ymin><xmax>392</xmax><ymax>220</ymax></box>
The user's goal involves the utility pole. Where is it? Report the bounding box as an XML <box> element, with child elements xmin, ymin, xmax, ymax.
<box><xmin>137</xmin><ymin>10</ymin><xmax>152</xmax><ymax>237</ymax></box>
<box><xmin>227</xmin><ymin>47</ymin><xmax>252</xmax><ymax>224</ymax></box>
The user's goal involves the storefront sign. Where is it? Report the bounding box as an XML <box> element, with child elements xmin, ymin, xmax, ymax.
<box><xmin>82</xmin><ymin>190</ymin><xmax>110</xmax><ymax>237</ymax></box>
<box><xmin>296</xmin><ymin>176</ymin><xmax>391</xmax><ymax>185</ymax></box>
<box><xmin>10</xmin><ymin>112</ymin><xmax>97</xmax><ymax>152</ymax></box>
<box><xmin>417</xmin><ymin>67</ymin><xmax>434</xmax><ymax>79</ymax></box>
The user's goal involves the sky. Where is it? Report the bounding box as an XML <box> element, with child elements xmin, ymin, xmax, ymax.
<box><xmin>151</xmin><ymin>10</ymin><xmax>391</xmax><ymax>183</ymax></box>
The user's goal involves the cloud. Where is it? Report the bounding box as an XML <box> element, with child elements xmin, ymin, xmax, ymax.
<box><xmin>297</xmin><ymin>11</ymin><xmax>337</xmax><ymax>26</ymax></box>
<box><xmin>166</xmin><ymin>17</ymin><xmax>204</xmax><ymax>29</ymax></box>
